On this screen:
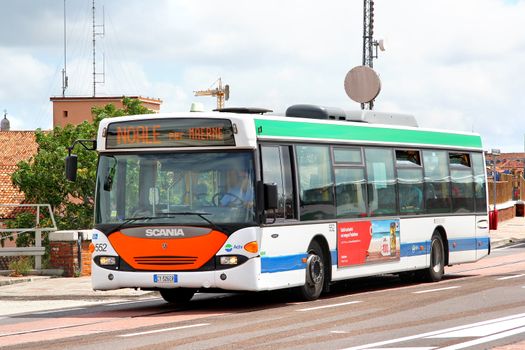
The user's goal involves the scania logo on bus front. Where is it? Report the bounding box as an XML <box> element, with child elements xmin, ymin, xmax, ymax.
<box><xmin>120</xmin><ymin>226</ymin><xmax>212</xmax><ymax>239</ymax></box>
<box><xmin>145</xmin><ymin>228</ymin><xmax>185</xmax><ymax>237</ymax></box>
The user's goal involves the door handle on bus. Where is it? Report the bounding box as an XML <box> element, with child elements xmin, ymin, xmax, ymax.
<box><xmin>477</xmin><ymin>219</ymin><xmax>489</xmax><ymax>229</ymax></box>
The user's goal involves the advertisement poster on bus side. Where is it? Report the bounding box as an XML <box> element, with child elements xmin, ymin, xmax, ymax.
<box><xmin>337</xmin><ymin>219</ymin><xmax>400</xmax><ymax>267</ymax></box>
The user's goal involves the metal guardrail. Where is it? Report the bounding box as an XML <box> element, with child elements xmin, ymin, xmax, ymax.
<box><xmin>0</xmin><ymin>204</ymin><xmax>57</xmax><ymax>270</ymax></box>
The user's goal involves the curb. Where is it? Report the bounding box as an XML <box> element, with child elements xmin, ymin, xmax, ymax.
<box><xmin>0</xmin><ymin>275</ymin><xmax>51</xmax><ymax>287</ymax></box>
<box><xmin>492</xmin><ymin>238</ymin><xmax>525</xmax><ymax>249</ymax></box>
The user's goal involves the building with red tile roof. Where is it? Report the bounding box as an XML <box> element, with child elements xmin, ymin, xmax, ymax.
<box><xmin>0</xmin><ymin>131</ymin><xmax>38</xmax><ymax>221</ymax></box>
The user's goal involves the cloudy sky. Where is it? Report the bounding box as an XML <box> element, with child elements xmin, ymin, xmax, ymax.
<box><xmin>1</xmin><ymin>0</ymin><xmax>524</xmax><ymax>152</ymax></box>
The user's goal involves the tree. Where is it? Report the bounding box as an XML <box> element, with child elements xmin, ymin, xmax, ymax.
<box><xmin>6</xmin><ymin>98</ymin><xmax>153</xmax><ymax>244</ymax></box>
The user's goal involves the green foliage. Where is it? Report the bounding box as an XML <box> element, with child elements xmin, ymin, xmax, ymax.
<box><xmin>7</xmin><ymin>98</ymin><xmax>153</xmax><ymax>233</ymax></box>
<box><xmin>8</xmin><ymin>256</ymin><xmax>33</xmax><ymax>276</ymax></box>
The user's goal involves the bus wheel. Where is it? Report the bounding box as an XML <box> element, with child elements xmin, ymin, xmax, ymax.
<box><xmin>297</xmin><ymin>241</ymin><xmax>325</xmax><ymax>301</ymax></box>
<box><xmin>159</xmin><ymin>288</ymin><xmax>196</xmax><ymax>305</ymax></box>
<box><xmin>422</xmin><ymin>233</ymin><xmax>445</xmax><ymax>282</ymax></box>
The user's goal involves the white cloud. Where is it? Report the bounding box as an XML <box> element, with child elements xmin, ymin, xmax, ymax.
<box><xmin>1</xmin><ymin>0</ymin><xmax>525</xmax><ymax>151</ymax></box>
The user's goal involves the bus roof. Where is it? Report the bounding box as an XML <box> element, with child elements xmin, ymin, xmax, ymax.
<box><xmin>96</xmin><ymin>108</ymin><xmax>483</xmax><ymax>152</ymax></box>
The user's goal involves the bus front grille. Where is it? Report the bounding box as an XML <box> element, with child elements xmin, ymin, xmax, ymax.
<box><xmin>134</xmin><ymin>256</ymin><xmax>198</xmax><ymax>265</ymax></box>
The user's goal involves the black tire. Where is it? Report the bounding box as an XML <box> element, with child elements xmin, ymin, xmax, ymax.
<box><xmin>159</xmin><ymin>288</ymin><xmax>196</xmax><ymax>305</ymax></box>
<box><xmin>296</xmin><ymin>241</ymin><xmax>325</xmax><ymax>301</ymax></box>
<box><xmin>421</xmin><ymin>232</ymin><xmax>445</xmax><ymax>282</ymax></box>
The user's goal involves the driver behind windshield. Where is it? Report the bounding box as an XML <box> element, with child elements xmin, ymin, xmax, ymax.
<box><xmin>220</xmin><ymin>168</ymin><xmax>253</xmax><ymax>207</ymax></box>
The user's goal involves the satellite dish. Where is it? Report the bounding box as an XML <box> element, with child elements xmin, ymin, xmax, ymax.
<box><xmin>378</xmin><ymin>39</ymin><xmax>385</xmax><ymax>52</ymax></box>
<box><xmin>224</xmin><ymin>84</ymin><xmax>230</xmax><ymax>101</ymax></box>
<box><xmin>344</xmin><ymin>66</ymin><xmax>381</xmax><ymax>104</ymax></box>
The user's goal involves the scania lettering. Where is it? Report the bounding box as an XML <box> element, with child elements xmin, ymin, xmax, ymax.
<box><xmin>145</xmin><ymin>228</ymin><xmax>185</xmax><ymax>237</ymax></box>
<box><xmin>66</xmin><ymin>104</ymin><xmax>489</xmax><ymax>305</ymax></box>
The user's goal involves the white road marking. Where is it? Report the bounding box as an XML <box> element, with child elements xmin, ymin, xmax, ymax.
<box><xmin>297</xmin><ymin>301</ymin><xmax>362</xmax><ymax>311</ymax></box>
<box><xmin>364</xmin><ymin>348</ymin><xmax>436</xmax><ymax>350</ymax></box>
<box><xmin>118</xmin><ymin>323</ymin><xmax>210</xmax><ymax>337</ymax></box>
<box><xmin>439</xmin><ymin>326</ymin><xmax>525</xmax><ymax>350</ymax></box>
<box><xmin>340</xmin><ymin>312</ymin><xmax>525</xmax><ymax>350</ymax></box>
<box><xmin>496</xmin><ymin>273</ymin><xmax>525</xmax><ymax>280</ymax></box>
<box><xmin>429</xmin><ymin>315</ymin><xmax>525</xmax><ymax>338</ymax></box>
<box><xmin>412</xmin><ymin>286</ymin><xmax>460</xmax><ymax>294</ymax></box>
<box><xmin>331</xmin><ymin>330</ymin><xmax>350</xmax><ymax>334</ymax></box>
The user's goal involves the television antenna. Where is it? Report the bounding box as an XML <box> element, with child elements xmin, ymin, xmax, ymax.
<box><xmin>344</xmin><ymin>0</ymin><xmax>385</xmax><ymax>110</ymax></box>
<box><xmin>92</xmin><ymin>0</ymin><xmax>105</xmax><ymax>97</ymax></box>
<box><xmin>61</xmin><ymin>0</ymin><xmax>68</xmax><ymax>97</ymax></box>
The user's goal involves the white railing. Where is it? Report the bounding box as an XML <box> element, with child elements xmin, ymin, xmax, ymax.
<box><xmin>0</xmin><ymin>204</ymin><xmax>57</xmax><ymax>270</ymax></box>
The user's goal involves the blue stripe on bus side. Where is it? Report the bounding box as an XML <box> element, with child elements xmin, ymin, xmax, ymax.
<box><xmin>261</xmin><ymin>253</ymin><xmax>307</xmax><ymax>273</ymax></box>
<box><xmin>448</xmin><ymin>237</ymin><xmax>490</xmax><ymax>252</ymax></box>
<box><xmin>261</xmin><ymin>238</ymin><xmax>490</xmax><ymax>273</ymax></box>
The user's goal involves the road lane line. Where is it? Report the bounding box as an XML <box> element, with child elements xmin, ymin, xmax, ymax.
<box><xmin>496</xmin><ymin>273</ymin><xmax>525</xmax><ymax>280</ymax></box>
<box><xmin>118</xmin><ymin>323</ymin><xmax>210</xmax><ymax>337</ymax></box>
<box><xmin>412</xmin><ymin>286</ymin><xmax>460</xmax><ymax>294</ymax></box>
<box><xmin>439</xmin><ymin>325</ymin><xmax>525</xmax><ymax>350</ymax></box>
<box><xmin>340</xmin><ymin>312</ymin><xmax>525</xmax><ymax>350</ymax></box>
<box><xmin>428</xmin><ymin>315</ymin><xmax>525</xmax><ymax>338</ymax></box>
<box><xmin>297</xmin><ymin>301</ymin><xmax>362</xmax><ymax>311</ymax></box>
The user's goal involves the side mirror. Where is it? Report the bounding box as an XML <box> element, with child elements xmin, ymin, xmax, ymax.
<box><xmin>65</xmin><ymin>155</ymin><xmax>78</xmax><ymax>182</ymax></box>
<box><xmin>264</xmin><ymin>183</ymin><xmax>278</xmax><ymax>210</ymax></box>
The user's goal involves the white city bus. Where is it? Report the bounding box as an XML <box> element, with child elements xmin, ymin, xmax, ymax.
<box><xmin>67</xmin><ymin>104</ymin><xmax>489</xmax><ymax>304</ymax></box>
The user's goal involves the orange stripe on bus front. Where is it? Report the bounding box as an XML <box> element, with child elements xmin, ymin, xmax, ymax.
<box><xmin>108</xmin><ymin>230</ymin><xmax>228</xmax><ymax>271</ymax></box>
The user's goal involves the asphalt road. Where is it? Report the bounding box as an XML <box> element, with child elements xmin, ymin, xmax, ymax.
<box><xmin>1</xmin><ymin>243</ymin><xmax>525</xmax><ymax>350</ymax></box>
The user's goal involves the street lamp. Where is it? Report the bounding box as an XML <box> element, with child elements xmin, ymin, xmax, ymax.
<box><xmin>491</xmin><ymin>148</ymin><xmax>501</xmax><ymax>230</ymax></box>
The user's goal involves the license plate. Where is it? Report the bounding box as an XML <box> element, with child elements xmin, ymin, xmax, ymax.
<box><xmin>153</xmin><ymin>274</ymin><xmax>178</xmax><ymax>284</ymax></box>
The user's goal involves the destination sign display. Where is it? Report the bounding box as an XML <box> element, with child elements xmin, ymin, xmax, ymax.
<box><xmin>105</xmin><ymin>118</ymin><xmax>235</xmax><ymax>149</ymax></box>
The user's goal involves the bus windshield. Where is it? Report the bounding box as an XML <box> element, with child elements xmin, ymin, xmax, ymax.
<box><xmin>95</xmin><ymin>151</ymin><xmax>255</xmax><ymax>226</ymax></box>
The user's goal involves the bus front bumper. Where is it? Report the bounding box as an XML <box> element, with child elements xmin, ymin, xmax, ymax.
<box><xmin>91</xmin><ymin>257</ymin><xmax>261</xmax><ymax>292</ymax></box>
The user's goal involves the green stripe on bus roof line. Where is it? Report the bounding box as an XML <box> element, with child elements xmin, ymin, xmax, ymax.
<box><xmin>254</xmin><ymin>119</ymin><xmax>482</xmax><ymax>149</ymax></box>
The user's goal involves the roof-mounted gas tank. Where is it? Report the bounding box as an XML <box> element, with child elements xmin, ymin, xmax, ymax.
<box><xmin>285</xmin><ymin>104</ymin><xmax>418</xmax><ymax>127</ymax></box>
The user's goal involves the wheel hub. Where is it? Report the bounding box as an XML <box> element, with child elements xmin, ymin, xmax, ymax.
<box><xmin>306</xmin><ymin>254</ymin><xmax>323</xmax><ymax>285</ymax></box>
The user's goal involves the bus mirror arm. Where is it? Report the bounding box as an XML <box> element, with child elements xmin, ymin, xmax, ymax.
<box><xmin>65</xmin><ymin>139</ymin><xmax>96</xmax><ymax>182</ymax></box>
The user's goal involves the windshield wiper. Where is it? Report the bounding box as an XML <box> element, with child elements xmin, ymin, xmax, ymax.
<box><xmin>159</xmin><ymin>211</ymin><xmax>227</xmax><ymax>233</ymax></box>
<box><xmin>111</xmin><ymin>213</ymin><xmax>227</xmax><ymax>234</ymax></box>
<box><xmin>112</xmin><ymin>216</ymin><xmax>160</xmax><ymax>232</ymax></box>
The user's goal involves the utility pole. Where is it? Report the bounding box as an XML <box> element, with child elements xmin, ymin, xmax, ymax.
<box><xmin>361</xmin><ymin>0</ymin><xmax>384</xmax><ymax>110</ymax></box>
<box><xmin>92</xmin><ymin>0</ymin><xmax>105</xmax><ymax>97</ymax></box>
<box><xmin>61</xmin><ymin>0</ymin><xmax>68</xmax><ymax>97</ymax></box>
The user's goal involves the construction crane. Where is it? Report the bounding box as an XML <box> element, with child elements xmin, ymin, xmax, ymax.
<box><xmin>194</xmin><ymin>77</ymin><xmax>230</xmax><ymax>109</ymax></box>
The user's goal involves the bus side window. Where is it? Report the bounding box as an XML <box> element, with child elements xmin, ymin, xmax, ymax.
<box><xmin>261</xmin><ymin>145</ymin><xmax>295</xmax><ymax>220</ymax></box>
<box><xmin>471</xmin><ymin>153</ymin><xmax>487</xmax><ymax>212</ymax></box>
<box><xmin>296</xmin><ymin>145</ymin><xmax>335</xmax><ymax>221</ymax></box>
<box><xmin>423</xmin><ymin>150</ymin><xmax>452</xmax><ymax>213</ymax></box>
<box><xmin>335</xmin><ymin>168</ymin><xmax>367</xmax><ymax>218</ymax></box>
<box><xmin>450</xmin><ymin>153</ymin><xmax>474</xmax><ymax>213</ymax></box>
<box><xmin>365</xmin><ymin>148</ymin><xmax>397</xmax><ymax>216</ymax></box>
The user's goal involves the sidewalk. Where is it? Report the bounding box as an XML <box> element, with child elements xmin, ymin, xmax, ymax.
<box><xmin>490</xmin><ymin>215</ymin><xmax>525</xmax><ymax>249</ymax></box>
<box><xmin>0</xmin><ymin>276</ymin><xmax>154</xmax><ymax>301</ymax></box>
<box><xmin>0</xmin><ymin>217</ymin><xmax>524</xmax><ymax>300</ymax></box>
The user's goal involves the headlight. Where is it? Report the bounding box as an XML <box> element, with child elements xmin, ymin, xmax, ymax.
<box><xmin>220</xmin><ymin>256</ymin><xmax>238</xmax><ymax>265</ymax></box>
<box><xmin>99</xmin><ymin>256</ymin><xmax>117</xmax><ymax>266</ymax></box>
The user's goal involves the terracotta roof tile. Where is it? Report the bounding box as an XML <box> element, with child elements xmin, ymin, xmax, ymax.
<box><xmin>0</xmin><ymin>131</ymin><xmax>38</xmax><ymax>219</ymax></box>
